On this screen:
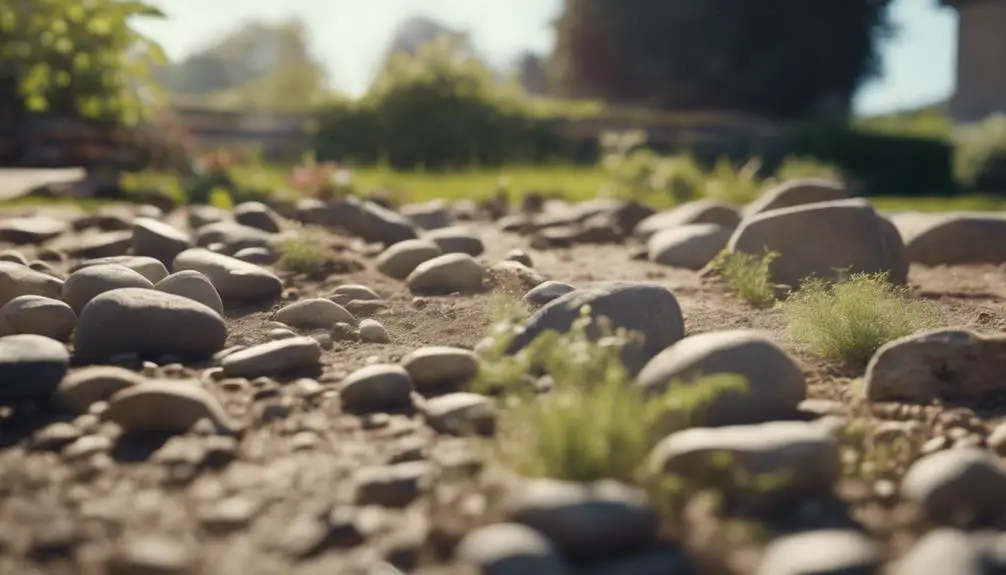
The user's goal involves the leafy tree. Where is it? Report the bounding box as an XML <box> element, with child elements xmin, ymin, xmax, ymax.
<box><xmin>153</xmin><ymin>18</ymin><xmax>328</xmax><ymax>111</ymax></box>
<box><xmin>0</xmin><ymin>0</ymin><xmax>166</xmax><ymax>123</ymax></box>
<box><xmin>550</xmin><ymin>0</ymin><xmax>896</xmax><ymax>119</ymax></box>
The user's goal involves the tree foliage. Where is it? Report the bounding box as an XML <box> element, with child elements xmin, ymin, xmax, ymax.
<box><xmin>152</xmin><ymin>18</ymin><xmax>328</xmax><ymax>111</ymax></box>
<box><xmin>551</xmin><ymin>0</ymin><xmax>896</xmax><ymax>119</ymax></box>
<box><xmin>0</xmin><ymin>0</ymin><xmax>166</xmax><ymax>123</ymax></box>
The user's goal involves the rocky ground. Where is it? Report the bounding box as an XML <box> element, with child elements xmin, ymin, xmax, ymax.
<box><xmin>3</xmin><ymin>180</ymin><xmax>1006</xmax><ymax>574</ymax></box>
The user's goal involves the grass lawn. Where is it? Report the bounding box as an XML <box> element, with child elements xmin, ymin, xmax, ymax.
<box><xmin>3</xmin><ymin>165</ymin><xmax>1005</xmax><ymax>214</ymax></box>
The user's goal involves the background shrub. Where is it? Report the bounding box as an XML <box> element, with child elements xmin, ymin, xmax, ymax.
<box><xmin>953</xmin><ymin>114</ymin><xmax>1006</xmax><ymax>195</ymax></box>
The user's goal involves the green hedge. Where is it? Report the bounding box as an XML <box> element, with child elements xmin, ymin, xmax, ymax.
<box><xmin>791</xmin><ymin>124</ymin><xmax>958</xmax><ymax>196</ymax></box>
<box><xmin>312</xmin><ymin>37</ymin><xmax>960</xmax><ymax>196</ymax></box>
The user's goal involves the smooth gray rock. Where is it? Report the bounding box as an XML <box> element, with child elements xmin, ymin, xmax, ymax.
<box><xmin>0</xmin><ymin>334</ymin><xmax>69</xmax><ymax>405</ymax></box>
<box><xmin>506</xmin><ymin>282</ymin><xmax>685</xmax><ymax>376</ymax></box>
<box><xmin>755</xmin><ymin>530</ymin><xmax>881</xmax><ymax>575</ymax></box>
<box><xmin>406</xmin><ymin>253</ymin><xmax>485</xmax><ymax>295</ymax></box>
<box><xmin>0</xmin><ymin>261</ymin><xmax>63</xmax><ymax>307</ymax></box>
<box><xmin>53</xmin><ymin>365</ymin><xmax>146</xmax><ymax>414</ymax></box>
<box><xmin>502</xmin><ymin>478</ymin><xmax>658</xmax><ymax>561</ymax></box>
<box><xmin>0</xmin><ymin>295</ymin><xmax>76</xmax><ymax>341</ymax></box>
<box><xmin>401</xmin><ymin>346</ymin><xmax>479</xmax><ymax>394</ymax></box>
<box><xmin>523</xmin><ymin>281</ymin><xmax>576</xmax><ymax>307</ymax></box>
<box><xmin>154</xmin><ymin>270</ymin><xmax>224</xmax><ymax>315</ymax></box>
<box><xmin>648</xmin><ymin>421</ymin><xmax>841</xmax><ymax>509</ymax></box>
<box><xmin>901</xmin><ymin>448</ymin><xmax>1006</xmax><ymax>527</ymax></box>
<box><xmin>636</xmin><ymin>329</ymin><xmax>806</xmax><ymax>426</ymax></box>
<box><xmin>132</xmin><ymin>217</ymin><xmax>192</xmax><ymax>266</ymax></box>
<box><xmin>173</xmin><ymin>248</ymin><xmax>282</xmax><ymax>303</ymax></box>
<box><xmin>340</xmin><ymin>364</ymin><xmax>414</xmax><ymax>414</ymax></box>
<box><xmin>864</xmin><ymin>329</ymin><xmax>1006</xmax><ymax>404</ymax></box>
<box><xmin>455</xmin><ymin>523</ymin><xmax>569</xmax><ymax>575</ymax></box>
<box><xmin>71</xmin><ymin>256</ymin><xmax>169</xmax><ymax>283</ymax></box>
<box><xmin>74</xmin><ymin>288</ymin><xmax>227</xmax><ymax>362</ymax></box>
<box><xmin>221</xmin><ymin>337</ymin><xmax>322</xmax><ymax>378</ymax></box>
<box><xmin>376</xmin><ymin>239</ymin><xmax>443</xmax><ymax>280</ymax></box>
<box><xmin>62</xmin><ymin>264</ymin><xmax>154</xmax><ymax>314</ymax></box>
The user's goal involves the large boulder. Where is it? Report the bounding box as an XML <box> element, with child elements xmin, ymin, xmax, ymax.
<box><xmin>892</xmin><ymin>212</ymin><xmax>1006</xmax><ymax>266</ymax></box>
<box><xmin>728</xmin><ymin>198</ymin><xmax>908</xmax><ymax>287</ymax></box>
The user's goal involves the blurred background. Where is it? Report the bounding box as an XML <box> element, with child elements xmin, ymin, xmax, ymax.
<box><xmin>3</xmin><ymin>0</ymin><xmax>1006</xmax><ymax>208</ymax></box>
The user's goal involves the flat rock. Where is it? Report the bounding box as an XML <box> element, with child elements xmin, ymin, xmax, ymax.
<box><xmin>61</xmin><ymin>264</ymin><xmax>154</xmax><ymax>314</ymax></box>
<box><xmin>340</xmin><ymin>364</ymin><xmax>414</xmax><ymax>414</ymax></box>
<box><xmin>331</xmin><ymin>284</ymin><xmax>381</xmax><ymax>302</ymax></box>
<box><xmin>506</xmin><ymin>282</ymin><xmax>685</xmax><ymax>376</ymax></box>
<box><xmin>648</xmin><ymin>421</ymin><xmax>841</xmax><ymax>509</ymax></box>
<box><xmin>401</xmin><ymin>346</ymin><xmax>479</xmax><ymax>394</ymax></box>
<box><xmin>102</xmin><ymin>380</ymin><xmax>236</xmax><ymax>434</ymax></box>
<box><xmin>354</xmin><ymin>461</ymin><xmax>433</xmax><ymax>507</ymax></box>
<box><xmin>523</xmin><ymin>281</ymin><xmax>576</xmax><ymax>307</ymax></box>
<box><xmin>744</xmin><ymin>178</ymin><xmax>849</xmax><ymax>217</ymax></box>
<box><xmin>132</xmin><ymin>217</ymin><xmax>192</xmax><ymax>265</ymax></box>
<box><xmin>273</xmin><ymin>298</ymin><xmax>355</xmax><ymax>329</ymax></box>
<box><xmin>636</xmin><ymin>329</ymin><xmax>806</xmax><ymax>426</ymax></box>
<box><xmin>647</xmin><ymin>223</ymin><xmax>732</xmax><ymax>270</ymax></box>
<box><xmin>173</xmin><ymin>248</ymin><xmax>283</xmax><ymax>303</ymax></box>
<box><xmin>74</xmin><ymin>288</ymin><xmax>227</xmax><ymax>362</ymax></box>
<box><xmin>894</xmin><ymin>213</ymin><xmax>1006</xmax><ymax>266</ymax></box>
<box><xmin>106</xmin><ymin>535</ymin><xmax>200</xmax><ymax>575</ymax></box>
<box><xmin>424</xmin><ymin>226</ymin><xmax>485</xmax><ymax>256</ymax></box>
<box><xmin>0</xmin><ymin>261</ymin><xmax>63</xmax><ymax>307</ymax></box>
<box><xmin>864</xmin><ymin>329</ymin><xmax>1006</xmax><ymax>404</ymax></box>
<box><xmin>891</xmin><ymin>530</ymin><xmax>996</xmax><ymax>575</ymax></box>
<box><xmin>154</xmin><ymin>270</ymin><xmax>224</xmax><ymax>315</ymax></box>
<box><xmin>422</xmin><ymin>392</ymin><xmax>495</xmax><ymax>435</ymax></box>
<box><xmin>401</xmin><ymin>199</ymin><xmax>452</xmax><ymax>230</ymax></box>
<box><xmin>756</xmin><ymin>530</ymin><xmax>881</xmax><ymax>575</ymax></box>
<box><xmin>0</xmin><ymin>216</ymin><xmax>67</xmax><ymax>244</ymax></box>
<box><xmin>234</xmin><ymin>201</ymin><xmax>281</xmax><ymax>233</ymax></box>
<box><xmin>634</xmin><ymin>199</ymin><xmax>741</xmax><ymax>241</ymax></box>
<box><xmin>52</xmin><ymin>230</ymin><xmax>133</xmax><ymax>259</ymax></box>
<box><xmin>53</xmin><ymin>365</ymin><xmax>146</xmax><ymax>414</ymax></box>
<box><xmin>455</xmin><ymin>523</ymin><xmax>569</xmax><ymax>575</ymax></box>
<box><xmin>196</xmin><ymin>221</ymin><xmax>272</xmax><ymax>253</ymax></box>
<box><xmin>0</xmin><ymin>334</ymin><xmax>69</xmax><ymax>404</ymax></box>
<box><xmin>376</xmin><ymin>239</ymin><xmax>443</xmax><ymax>280</ymax></box>
<box><xmin>901</xmin><ymin>448</ymin><xmax>1006</xmax><ymax>527</ymax></box>
<box><xmin>221</xmin><ymin>337</ymin><xmax>321</xmax><ymax>378</ymax></box>
<box><xmin>502</xmin><ymin>478</ymin><xmax>658</xmax><ymax>561</ymax></box>
<box><xmin>72</xmin><ymin>255</ymin><xmax>169</xmax><ymax>283</ymax></box>
<box><xmin>0</xmin><ymin>295</ymin><xmax>76</xmax><ymax>341</ymax></box>
<box><xmin>406</xmin><ymin>253</ymin><xmax>485</xmax><ymax>295</ymax></box>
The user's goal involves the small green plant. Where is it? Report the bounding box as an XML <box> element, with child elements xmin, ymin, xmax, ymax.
<box><xmin>477</xmin><ymin>307</ymin><xmax>746</xmax><ymax>483</ymax></box>
<box><xmin>277</xmin><ymin>232</ymin><xmax>329</xmax><ymax>275</ymax></box>
<box><xmin>779</xmin><ymin>272</ymin><xmax>942</xmax><ymax>367</ymax></box>
<box><xmin>710</xmin><ymin>249</ymin><xmax>779</xmax><ymax>307</ymax></box>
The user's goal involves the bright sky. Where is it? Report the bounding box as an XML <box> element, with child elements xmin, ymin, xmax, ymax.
<box><xmin>132</xmin><ymin>0</ymin><xmax>957</xmax><ymax>115</ymax></box>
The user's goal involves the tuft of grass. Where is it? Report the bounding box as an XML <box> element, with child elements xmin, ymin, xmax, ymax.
<box><xmin>277</xmin><ymin>232</ymin><xmax>329</xmax><ymax>275</ymax></box>
<box><xmin>476</xmin><ymin>307</ymin><xmax>746</xmax><ymax>483</ymax></box>
<box><xmin>779</xmin><ymin>272</ymin><xmax>942</xmax><ymax>367</ymax></box>
<box><xmin>709</xmin><ymin>249</ymin><xmax>779</xmax><ymax>307</ymax></box>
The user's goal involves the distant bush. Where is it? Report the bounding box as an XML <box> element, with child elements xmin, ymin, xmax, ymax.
<box><xmin>792</xmin><ymin>123</ymin><xmax>957</xmax><ymax>196</ymax></box>
<box><xmin>954</xmin><ymin>114</ymin><xmax>1006</xmax><ymax>194</ymax></box>
<box><xmin>314</xmin><ymin>37</ymin><xmax>587</xmax><ymax>170</ymax></box>
<box><xmin>598</xmin><ymin>130</ymin><xmax>841</xmax><ymax>206</ymax></box>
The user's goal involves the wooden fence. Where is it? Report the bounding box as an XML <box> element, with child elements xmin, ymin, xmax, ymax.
<box><xmin>1</xmin><ymin>104</ymin><xmax>789</xmax><ymax>169</ymax></box>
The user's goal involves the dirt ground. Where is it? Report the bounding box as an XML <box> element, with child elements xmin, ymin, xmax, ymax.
<box><xmin>1</xmin><ymin>202</ymin><xmax>1005</xmax><ymax>574</ymax></box>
